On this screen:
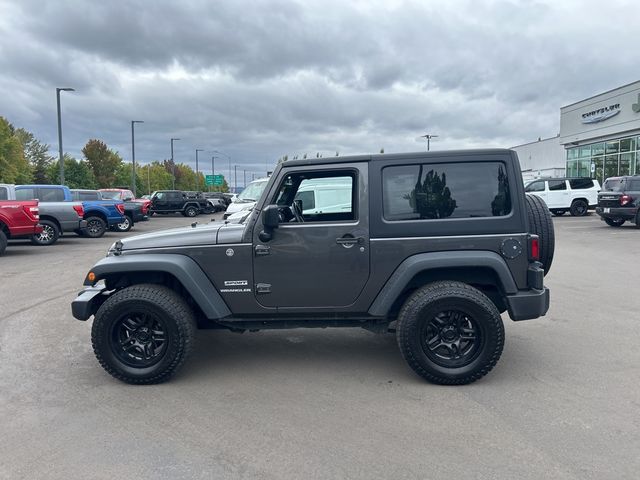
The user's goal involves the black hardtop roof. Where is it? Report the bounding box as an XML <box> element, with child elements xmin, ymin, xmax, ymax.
<box><xmin>282</xmin><ymin>149</ymin><xmax>515</xmax><ymax>167</ymax></box>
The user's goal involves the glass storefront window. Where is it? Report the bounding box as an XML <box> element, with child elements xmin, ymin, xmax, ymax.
<box><xmin>578</xmin><ymin>159</ymin><xmax>591</xmax><ymax>177</ymax></box>
<box><xmin>591</xmin><ymin>142</ymin><xmax>605</xmax><ymax>155</ymax></box>
<box><xmin>578</xmin><ymin>145</ymin><xmax>591</xmax><ymax>158</ymax></box>
<box><xmin>605</xmin><ymin>141</ymin><xmax>620</xmax><ymax>154</ymax></box>
<box><xmin>620</xmin><ymin>138</ymin><xmax>635</xmax><ymax>152</ymax></box>
<box><xmin>604</xmin><ymin>154</ymin><xmax>619</xmax><ymax>180</ymax></box>
<box><xmin>567</xmin><ymin>147</ymin><xmax>579</xmax><ymax>160</ymax></box>
<box><xmin>566</xmin><ymin>160</ymin><xmax>578</xmax><ymax>177</ymax></box>
<box><xmin>619</xmin><ymin>153</ymin><xmax>633</xmax><ymax>176</ymax></box>
<box><xmin>592</xmin><ymin>155</ymin><xmax>604</xmax><ymax>185</ymax></box>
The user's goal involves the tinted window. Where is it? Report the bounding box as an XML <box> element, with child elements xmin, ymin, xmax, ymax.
<box><xmin>382</xmin><ymin>162</ymin><xmax>511</xmax><ymax>220</ymax></box>
<box><xmin>38</xmin><ymin>188</ymin><xmax>65</xmax><ymax>202</ymax></box>
<box><xmin>569</xmin><ymin>178</ymin><xmax>594</xmax><ymax>189</ymax></box>
<box><xmin>79</xmin><ymin>191</ymin><xmax>99</xmax><ymax>200</ymax></box>
<box><xmin>627</xmin><ymin>180</ymin><xmax>640</xmax><ymax>191</ymax></box>
<box><xmin>0</xmin><ymin>187</ymin><xmax>8</xmax><ymax>200</ymax></box>
<box><xmin>16</xmin><ymin>188</ymin><xmax>35</xmax><ymax>200</ymax></box>
<box><xmin>525</xmin><ymin>181</ymin><xmax>545</xmax><ymax>192</ymax></box>
<box><xmin>603</xmin><ymin>178</ymin><xmax>626</xmax><ymax>192</ymax></box>
<box><xmin>548</xmin><ymin>180</ymin><xmax>566</xmax><ymax>191</ymax></box>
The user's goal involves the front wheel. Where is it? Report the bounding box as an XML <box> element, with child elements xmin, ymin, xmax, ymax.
<box><xmin>91</xmin><ymin>284</ymin><xmax>196</xmax><ymax>384</ymax></box>
<box><xmin>396</xmin><ymin>281</ymin><xmax>504</xmax><ymax>385</ymax></box>
<box><xmin>31</xmin><ymin>220</ymin><xmax>59</xmax><ymax>246</ymax></box>
<box><xmin>0</xmin><ymin>230</ymin><xmax>7</xmax><ymax>255</ymax></box>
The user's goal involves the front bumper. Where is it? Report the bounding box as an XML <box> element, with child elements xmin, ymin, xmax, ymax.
<box><xmin>506</xmin><ymin>287</ymin><xmax>550</xmax><ymax>321</ymax></box>
<box><xmin>71</xmin><ymin>286</ymin><xmax>107</xmax><ymax>321</ymax></box>
<box><xmin>595</xmin><ymin>206</ymin><xmax>636</xmax><ymax>220</ymax></box>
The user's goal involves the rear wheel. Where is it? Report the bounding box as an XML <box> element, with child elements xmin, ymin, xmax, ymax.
<box><xmin>112</xmin><ymin>215</ymin><xmax>132</xmax><ymax>232</ymax></box>
<box><xmin>604</xmin><ymin>218</ymin><xmax>625</xmax><ymax>227</ymax></box>
<box><xmin>570</xmin><ymin>199</ymin><xmax>588</xmax><ymax>216</ymax></box>
<box><xmin>184</xmin><ymin>206</ymin><xmax>198</xmax><ymax>217</ymax></box>
<box><xmin>550</xmin><ymin>209</ymin><xmax>566</xmax><ymax>216</ymax></box>
<box><xmin>525</xmin><ymin>194</ymin><xmax>555</xmax><ymax>275</ymax></box>
<box><xmin>84</xmin><ymin>216</ymin><xmax>107</xmax><ymax>238</ymax></box>
<box><xmin>396</xmin><ymin>281</ymin><xmax>504</xmax><ymax>385</ymax></box>
<box><xmin>31</xmin><ymin>220</ymin><xmax>59</xmax><ymax>246</ymax></box>
<box><xmin>0</xmin><ymin>230</ymin><xmax>7</xmax><ymax>255</ymax></box>
<box><xmin>91</xmin><ymin>284</ymin><xmax>196</xmax><ymax>384</ymax></box>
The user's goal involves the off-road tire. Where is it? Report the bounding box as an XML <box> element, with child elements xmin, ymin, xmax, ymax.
<box><xmin>112</xmin><ymin>215</ymin><xmax>132</xmax><ymax>232</ymax></box>
<box><xmin>84</xmin><ymin>216</ymin><xmax>107</xmax><ymax>238</ymax></box>
<box><xmin>396</xmin><ymin>281</ymin><xmax>504</xmax><ymax>385</ymax></box>
<box><xmin>604</xmin><ymin>217</ymin><xmax>625</xmax><ymax>227</ymax></box>
<box><xmin>91</xmin><ymin>284</ymin><xmax>196</xmax><ymax>385</ymax></box>
<box><xmin>570</xmin><ymin>199</ymin><xmax>588</xmax><ymax>217</ymax></box>
<box><xmin>0</xmin><ymin>230</ymin><xmax>7</xmax><ymax>255</ymax></box>
<box><xmin>184</xmin><ymin>206</ymin><xmax>198</xmax><ymax>217</ymax></box>
<box><xmin>30</xmin><ymin>219</ymin><xmax>59</xmax><ymax>246</ymax></box>
<box><xmin>526</xmin><ymin>194</ymin><xmax>555</xmax><ymax>276</ymax></box>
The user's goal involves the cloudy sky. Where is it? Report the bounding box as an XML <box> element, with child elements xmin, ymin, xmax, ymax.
<box><xmin>1</xmin><ymin>0</ymin><xmax>638</xmax><ymax>184</ymax></box>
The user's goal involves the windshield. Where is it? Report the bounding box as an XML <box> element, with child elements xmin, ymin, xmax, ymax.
<box><xmin>602</xmin><ymin>178</ymin><xmax>626</xmax><ymax>192</ymax></box>
<box><xmin>238</xmin><ymin>179</ymin><xmax>268</xmax><ymax>202</ymax></box>
<box><xmin>100</xmin><ymin>191</ymin><xmax>122</xmax><ymax>200</ymax></box>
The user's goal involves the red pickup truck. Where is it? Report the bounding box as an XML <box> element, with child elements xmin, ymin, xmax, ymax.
<box><xmin>0</xmin><ymin>200</ymin><xmax>43</xmax><ymax>255</ymax></box>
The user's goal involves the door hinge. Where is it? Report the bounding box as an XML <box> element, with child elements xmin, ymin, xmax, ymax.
<box><xmin>256</xmin><ymin>283</ymin><xmax>271</xmax><ymax>294</ymax></box>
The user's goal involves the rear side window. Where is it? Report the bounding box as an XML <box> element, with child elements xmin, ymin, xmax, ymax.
<box><xmin>16</xmin><ymin>188</ymin><xmax>35</xmax><ymax>200</ymax></box>
<box><xmin>525</xmin><ymin>181</ymin><xmax>545</xmax><ymax>192</ymax></box>
<box><xmin>569</xmin><ymin>178</ymin><xmax>594</xmax><ymax>189</ymax></box>
<box><xmin>0</xmin><ymin>187</ymin><xmax>7</xmax><ymax>200</ymax></box>
<box><xmin>382</xmin><ymin>162</ymin><xmax>511</xmax><ymax>220</ymax></box>
<box><xmin>79</xmin><ymin>191</ymin><xmax>99</xmax><ymax>200</ymax></box>
<box><xmin>628</xmin><ymin>179</ymin><xmax>640</xmax><ymax>191</ymax></box>
<box><xmin>548</xmin><ymin>180</ymin><xmax>566</xmax><ymax>191</ymax></box>
<box><xmin>38</xmin><ymin>188</ymin><xmax>65</xmax><ymax>202</ymax></box>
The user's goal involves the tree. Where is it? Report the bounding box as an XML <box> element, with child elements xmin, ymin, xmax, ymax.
<box><xmin>83</xmin><ymin>139</ymin><xmax>122</xmax><ymax>187</ymax></box>
<box><xmin>48</xmin><ymin>155</ymin><xmax>97</xmax><ymax>189</ymax></box>
<box><xmin>15</xmin><ymin>128</ymin><xmax>53</xmax><ymax>183</ymax></box>
<box><xmin>0</xmin><ymin>117</ymin><xmax>31</xmax><ymax>183</ymax></box>
<box><xmin>113</xmin><ymin>163</ymin><xmax>145</xmax><ymax>194</ymax></box>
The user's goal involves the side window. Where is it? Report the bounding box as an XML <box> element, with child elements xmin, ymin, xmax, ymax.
<box><xmin>124</xmin><ymin>190</ymin><xmax>134</xmax><ymax>200</ymax></box>
<box><xmin>525</xmin><ymin>181</ymin><xmax>545</xmax><ymax>192</ymax></box>
<box><xmin>71</xmin><ymin>191</ymin><xmax>80</xmax><ymax>201</ymax></box>
<box><xmin>0</xmin><ymin>187</ymin><xmax>7</xmax><ymax>200</ymax></box>
<box><xmin>16</xmin><ymin>188</ymin><xmax>35</xmax><ymax>200</ymax></box>
<box><xmin>628</xmin><ymin>180</ymin><xmax>640</xmax><ymax>191</ymax></box>
<box><xmin>80</xmin><ymin>191</ymin><xmax>98</xmax><ymax>200</ymax></box>
<box><xmin>273</xmin><ymin>172</ymin><xmax>356</xmax><ymax>222</ymax></box>
<box><xmin>548</xmin><ymin>180</ymin><xmax>567</xmax><ymax>191</ymax></box>
<box><xmin>382</xmin><ymin>162</ymin><xmax>511</xmax><ymax>220</ymax></box>
<box><xmin>569</xmin><ymin>178</ymin><xmax>594</xmax><ymax>189</ymax></box>
<box><xmin>155</xmin><ymin>192</ymin><xmax>166</xmax><ymax>201</ymax></box>
<box><xmin>39</xmin><ymin>188</ymin><xmax>65</xmax><ymax>201</ymax></box>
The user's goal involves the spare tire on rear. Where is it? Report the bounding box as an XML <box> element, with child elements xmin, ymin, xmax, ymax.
<box><xmin>525</xmin><ymin>194</ymin><xmax>555</xmax><ymax>276</ymax></box>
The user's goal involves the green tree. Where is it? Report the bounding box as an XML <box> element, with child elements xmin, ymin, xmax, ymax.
<box><xmin>15</xmin><ymin>128</ymin><xmax>53</xmax><ymax>183</ymax></box>
<box><xmin>113</xmin><ymin>163</ymin><xmax>145</xmax><ymax>194</ymax></box>
<box><xmin>143</xmin><ymin>162</ymin><xmax>173</xmax><ymax>193</ymax></box>
<box><xmin>83</xmin><ymin>139</ymin><xmax>122</xmax><ymax>187</ymax></box>
<box><xmin>48</xmin><ymin>154</ymin><xmax>97</xmax><ymax>189</ymax></box>
<box><xmin>0</xmin><ymin>117</ymin><xmax>31</xmax><ymax>183</ymax></box>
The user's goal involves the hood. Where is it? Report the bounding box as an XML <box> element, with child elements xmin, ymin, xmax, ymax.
<box><xmin>226</xmin><ymin>200</ymin><xmax>256</xmax><ymax>215</ymax></box>
<box><xmin>121</xmin><ymin>221</ymin><xmax>224</xmax><ymax>251</ymax></box>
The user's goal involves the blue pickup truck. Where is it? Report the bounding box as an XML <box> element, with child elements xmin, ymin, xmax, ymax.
<box><xmin>16</xmin><ymin>185</ymin><xmax>126</xmax><ymax>238</ymax></box>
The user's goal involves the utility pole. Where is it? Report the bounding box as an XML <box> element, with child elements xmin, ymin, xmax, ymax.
<box><xmin>56</xmin><ymin>87</ymin><xmax>74</xmax><ymax>184</ymax></box>
<box><xmin>131</xmin><ymin>120</ymin><xmax>143</xmax><ymax>197</ymax></box>
<box><xmin>195</xmin><ymin>148</ymin><xmax>204</xmax><ymax>190</ymax></box>
<box><xmin>170</xmin><ymin>138</ymin><xmax>180</xmax><ymax>189</ymax></box>
<box><xmin>210</xmin><ymin>156</ymin><xmax>215</xmax><ymax>192</ymax></box>
<box><xmin>243</xmin><ymin>169</ymin><xmax>247</xmax><ymax>187</ymax></box>
<box><xmin>234</xmin><ymin>165</ymin><xmax>237</xmax><ymax>192</ymax></box>
<box><xmin>420</xmin><ymin>133</ymin><xmax>438</xmax><ymax>151</ymax></box>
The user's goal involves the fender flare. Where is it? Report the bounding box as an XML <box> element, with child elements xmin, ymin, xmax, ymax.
<box><xmin>368</xmin><ymin>251</ymin><xmax>517</xmax><ymax>316</ymax></box>
<box><xmin>86</xmin><ymin>253</ymin><xmax>231</xmax><ymax>320</ymax></box>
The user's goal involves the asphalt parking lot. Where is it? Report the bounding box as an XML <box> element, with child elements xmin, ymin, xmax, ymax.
<box><xmin>1</xmin><ymin>213</ymin><xmax>639</xmax><ymax>479</ymax></box>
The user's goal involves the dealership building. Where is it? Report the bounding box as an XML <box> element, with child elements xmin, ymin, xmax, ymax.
<box><xmin>512</xmin><ymin>80</ymin><xmax>640</xmax><ymax>183</ymax></box>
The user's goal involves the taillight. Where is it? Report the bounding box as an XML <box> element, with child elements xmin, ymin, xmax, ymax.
<box><xmin>116</xmin><ymin>203</ymin><xmax>125</xmax><ymax>215</ymax></box>
<box><xmin>620</xmin><ymin>194</ymin><xmax>632</xmax><ymax>206</ymax></box>
<box><xmin>73</xmin><ymin>205</ymin><xmax>85</xmax><ymax>217</ymax></box>
<box><xmin>529</xmin><ymin>235</ymin><xmax>540</xmax><ymax>261</ymax></box>
<box><xmin>23</xmin><ymin>205</ymin><xmax>39</xmax><ymax>221</ymax></box>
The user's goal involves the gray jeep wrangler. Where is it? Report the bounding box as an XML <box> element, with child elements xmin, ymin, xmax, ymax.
<box><xmin>72</xmin><ymin>149</ymin><xmax>553</xmax><ymax>385</ymax></box>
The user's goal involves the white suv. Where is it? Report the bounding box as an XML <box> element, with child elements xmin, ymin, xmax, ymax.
<box><xmin>524</xmin><ymin>177</ymin><xmax>600</xmax><ymax>216</ymax></box>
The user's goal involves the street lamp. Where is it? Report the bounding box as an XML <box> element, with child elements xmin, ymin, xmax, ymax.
<box><xmin>56</xmin><ymin>87</ymin><xmax>75</xmax><ymax>184</ymax></box>
<box><xmin>212</xmin><ymin>150</ymin><xmax>231</xmax><ymax>191</ymax></box>
<box><xmin>210</xmin><ymin>156</ymin><xmax>216</xmax><ymax>192</ymax></box>
<box><xmin>131</xmin><ymin>120</ymin><xmax>144</xmax><ymax>197</ymax></box>
<box><xmin>195</xmin><ymin>149</ymin><xmax>204</xmax><ymax>190</ymax></box>
<box><xmin>170</xmin><ymin>138</ymin><xmax>180</xmax><ymax>189</ymax></box>
<box><xmin>420</xmin><ymin>133</ymin><xmax>438</xmax><ymax>151</ymax></box>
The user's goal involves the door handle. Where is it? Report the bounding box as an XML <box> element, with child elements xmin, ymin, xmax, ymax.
<box><xmin>336</xmin><ymin>236</ymin><xmax>364</xmax><ymax>246</ymax></box>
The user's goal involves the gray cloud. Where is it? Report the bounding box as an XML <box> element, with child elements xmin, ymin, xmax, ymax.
<box><xmin>0</xmin><ymin>0</ymin><xmax>638</xmax><ymax>184</ymax></box>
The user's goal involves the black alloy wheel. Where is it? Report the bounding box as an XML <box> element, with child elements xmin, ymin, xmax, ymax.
<box><xmin>185</xmin><ymin>206</ymin><xmax>198</xmax><ymax>217</ymax></box>
<box><xmin>421</xmin><ymin>310</ymin><xmax>482</xmax><ymax>368</ymax></box>
<box><xmin>570</xmin><ymin>199</ymin><xmax>588</xmax><ymax>216</ymax></box>
<box><xmin>111</xmin><ymin>311</ymin><xmax>168</xmax><ymax>368</ymax></box>
<box><xmin>604</xmin><ymin>218</ymin><xmax>625</xmax><ymax>227</ymax></box>
<box><xmin>85</xmin><ymin>216</ymin><xmax>107</xmax><ymax>238</ymax></box>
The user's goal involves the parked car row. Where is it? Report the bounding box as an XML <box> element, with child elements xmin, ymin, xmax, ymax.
<box><xmin>0</xmin><ymin>183</ymin><xmax>233</xmax><ymax>256</ymax></box>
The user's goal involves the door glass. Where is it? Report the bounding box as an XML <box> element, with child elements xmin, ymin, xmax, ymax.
<box><xmin>15</xmin><ymin>188</ymin><xmax>35</xmax><ymax>200</ymax></box>
<box><xmin>548</xmin><ymin>180</ymin><xmax>566</xmax><ymax>191</ymax></box>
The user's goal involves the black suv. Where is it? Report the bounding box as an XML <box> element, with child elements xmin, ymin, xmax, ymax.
<box><xmin>149</xmin><ymin>190</ymin><xmax>210</xmax><ymax>217</ymax></box>
<box><xmin>72</xmin><ymin>150</ymin><xmax>552</xmax><ymax>385</ymax></box>
<box><xmin>596</xmin><ymin>176</ymin><xmax>640</xmax><ymax>227</ymax></box>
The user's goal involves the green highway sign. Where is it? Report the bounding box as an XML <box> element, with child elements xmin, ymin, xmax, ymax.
<box><xmin>206</xmin><ymin>174</ymin><xmax>225</xmax><ymax>186</ymax></box>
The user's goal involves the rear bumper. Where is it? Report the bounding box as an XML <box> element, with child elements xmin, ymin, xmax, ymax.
<box><xmin>595</xmin><ymin>206</ymin><xmax>636</xmax><ymax>220</ymax></box>
<box><xmin>506</xmin><ymin>287</ymin><xmax>550</xmax><ymax>321</ymax></box>
<box><xmin>71</xmin><ymin>286</ymin><xmax>107</xmax><ymax>321</ymax></box>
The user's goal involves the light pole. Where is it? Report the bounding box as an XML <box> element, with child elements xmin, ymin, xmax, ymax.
<box><xmin>131</xmin><ymin>120</ymin><xmax>143</xmax><ymax>196</ymax></box>
<box><xmin>170</xmin><ymin>138</ymin><xmax>180</xmax><ymax>189</ymax></box>
<box><xmin>195</xmin><ymin>149</ymin><xmax>204</xmax><ymax>191</ymax></box>
<box><xmin>56</xmin><ymin>87</ymin><xmax>74</xmax><ymax>184</ymax></box>
<box><xmin>210</xmin><ymin>156</ymin><xmax>216</xmax><ymax>192</ymax></box>
<box><xmin>420</xmin><ymin>133</ymin><xmax>438</xmax><ymax>151</ymax></box>
<box><xmin>212</xmin><ymin>150</ymin><xmax>231</xmax><ymax>192</ymax></box>
<box><xmin>234</xmin><ymin>165</ymin><xmax>237</xmax><ymax>192</ymax></box>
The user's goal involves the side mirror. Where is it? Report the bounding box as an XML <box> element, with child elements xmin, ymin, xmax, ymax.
<box><xmin>259</xmin><ymin>205</ymin><xmax>280</xmax><ymax>242</ymax></box>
